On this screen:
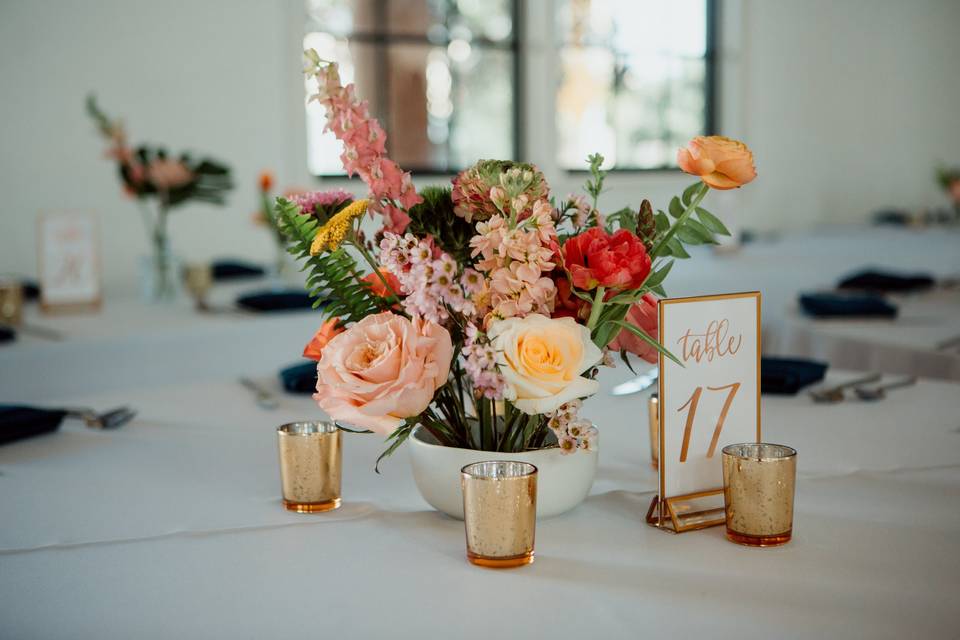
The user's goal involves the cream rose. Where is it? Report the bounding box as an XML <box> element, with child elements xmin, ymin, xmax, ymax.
<box><xmin>488</xmin><ymin>314</ymin><xmax>603</xmax><ymax>415</ymax></box>
<box><xmin>314</xmin><ymin>312</ymin><xmax>453</xmax><ymax>434</ymax></box>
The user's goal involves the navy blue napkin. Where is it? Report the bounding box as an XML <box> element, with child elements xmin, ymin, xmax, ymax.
<box><xmin>0</xmin><ymin>326</ymin><xmax>14</xmax><ymax>344</ymax></box>
<box><xmin>0</xmin><ymin>406</ymin><xmax>67</xmax><ymax>445</ymax></box>
<box><xmin>799</xmin><ymin>293</ymin><xmax>897</xmax><ymax>318</ymax></box>
<box><xmin>279</xmin><ymin>361</ymin><xmax>318</xmax><ymax>394</ymax></box>
<box><xmin>212</xmin><ymin>259</ymin><xmax>266</xmax><ymax>281</ymax></box>
<box><xmin>236</xmin><ymin>289</ymin><xmax>317</xmax><ymax>312</ymax></box>
<box><xmin>837</xmin><ymin>269</ymin><xmax>934</xmax><ymax>293</ymax></box>
<box><xmin>761</xmin><ymin>357</ymin><xmax>828</xmax><ymax>395</ymax></box>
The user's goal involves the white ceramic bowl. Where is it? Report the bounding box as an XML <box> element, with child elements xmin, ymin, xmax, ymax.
<box><xmin>407</xmin><ymin>426</ymin><xmax>598</xmax><ymax>519</ymax></box>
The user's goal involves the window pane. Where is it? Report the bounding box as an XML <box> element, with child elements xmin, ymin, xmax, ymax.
<box><xmin>306</xmin><ymin>0</ymin><xmax>514</xmax><ymax>42</ymax></box>
<box><xmin>556</xmin><ymin>0</ymin><xmax>711</xmax><ymax>170</ymax></box>
<box><xmin>304</xmin><ymin>0</ymin><xmax>517</xmax><ymax>175</ymax></box>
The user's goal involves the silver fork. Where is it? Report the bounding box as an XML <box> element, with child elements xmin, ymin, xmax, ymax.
<box><xmin>808</xmin><ymin>372</ymin><xmax>882</xmax><ymax>403</ymax></box>
<box><xmin>64</xmin><ymin>406</ymin><xmax>137</xmax><ymax>429</ymax></box>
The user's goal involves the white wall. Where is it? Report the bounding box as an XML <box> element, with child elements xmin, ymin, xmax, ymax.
<box><xmin>2</xmin><ymin>0</ymin><xmax>959</xmax><ymax>293</ymax></box>
<box><xmin>0</xmin><ymin>0</ymin><xmax>295</xmax><ymax>294</ymax></box>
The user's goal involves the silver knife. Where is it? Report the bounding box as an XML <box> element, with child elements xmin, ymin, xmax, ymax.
<box><xmin>611</xmin><ymin>367</ymin><xmax>659</xmax><ymax>396</ymax></box>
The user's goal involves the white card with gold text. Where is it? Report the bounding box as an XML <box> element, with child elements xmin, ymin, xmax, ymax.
<box><xmin>658</xmin><ymin>292</ymin><xmax>761</xmax><ymax>498</ymax></box>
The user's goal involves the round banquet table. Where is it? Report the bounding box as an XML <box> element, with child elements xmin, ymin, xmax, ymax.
<box><xmin>1</xmin><ymin>362</ymin><xmax>958</xmax><ymax>639</ymax></box>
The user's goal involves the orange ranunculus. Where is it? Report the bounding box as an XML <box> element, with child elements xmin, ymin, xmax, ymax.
<box><xmin>303</xmin><ymin>317</ymin><xmax>343</xmax><ymax>361</ymax></box>
<box><xmin>361</xmin><ymin>269</ymin><xmax>402</xmax><ymax>298</ymax></box>
<box><xmin>677</xmin><ymin>136</ymin><xmax>756</xmax><ymax>190</ymax></box>
<box><xmin>259</xmin><ymin>170</ymin><xmax>274</xmax><ymax>193</ymax></box>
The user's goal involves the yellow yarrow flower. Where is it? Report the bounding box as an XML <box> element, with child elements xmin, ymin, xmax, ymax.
<box><xmin>310</xmin><ymin>199</ymin><xmax>369</xmax><ymax>255</ymax></box>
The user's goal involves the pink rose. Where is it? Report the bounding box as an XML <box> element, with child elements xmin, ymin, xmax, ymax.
<box><xmin>314</xmin><ymin>312</ymin><xmax>453</xmax><ymax>434</ymax></box>
<box><xmin>608</xmin><ymin>294</ymin><xmax>659</xmax><ymax>364</ymax></box>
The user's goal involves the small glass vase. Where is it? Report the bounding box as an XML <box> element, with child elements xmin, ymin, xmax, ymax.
<box><xmin>140</xmin><ymin>240</ymin><xmax>181</xmax><ymax>303</ymax></box>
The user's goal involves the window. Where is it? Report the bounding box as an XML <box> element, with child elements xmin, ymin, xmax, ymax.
<box><xmin>556</xmin><ymin>0</ymin><xmax>715</xmax><ymax>171</ymax></box>
<box><xmin>304</xmin><ymin>0</ymin><xmax>519</xmax><ymax>176</ymax></box>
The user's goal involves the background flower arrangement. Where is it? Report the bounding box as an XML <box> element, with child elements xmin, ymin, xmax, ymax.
<box><xmin>279</xmin><ymin>49</ymin><xmax>756</xmax><ymax>468</ymax></box>
<box><xmin>87</xmin><ymin>95</ymin><xmax>233</xmax><ymax>299</ymax></box>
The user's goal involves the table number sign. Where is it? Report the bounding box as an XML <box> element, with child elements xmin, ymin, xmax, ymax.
<box><xmin>646</xmin><ymin>291</ymin><xmax>761</xmax><ymax>533</ymax></box>
<box><xmin>37</xmin><ymin>212</ymin><xmax>102</xmax><ymax>313</ymax></box>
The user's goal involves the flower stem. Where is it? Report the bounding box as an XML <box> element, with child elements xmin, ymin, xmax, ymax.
<box><xmin>586</xmin><ymin>286</ymin><xmax>606</xmax><ymax>330</ymax></box>
<box><xmin>649</xmin><ymin>182</ymin><xmax>710</xmax><ymax>258</ymax></box>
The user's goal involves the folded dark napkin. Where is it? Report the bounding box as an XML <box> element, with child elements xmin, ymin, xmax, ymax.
<box><xmin>279</xmin><ymin>361</ymin><xmax>318</xmax><ymax>394</ymax></box>
<box><xmin>837</xmin><ymin>269</ymin><xmax>935</xmax><ymax>293</ymax></box>
<box><xmin>21</xmin><ymin>279</ymin><xmax>40</xmax><ymax>301</ymax></box>
<box><xmin>761</xmin><ymin>357</ymin><xmax>828</xmax><ymax>395</ymax></box>
<box><xmin>799</xmin><ymin>293</ymin><xmax>897</xmax><ymax>318</ymax></box>
<box><xmin>0</xmin><ymin>326</ymin><xmax>14</xmax><ymax>344</ymax></box>
<box><xmin>212</xmin><ymin>259</ymin><xmax>266</xmax><ymax>281</ymax></box>
<box><xmin>236</xmin><ymin>289</ymin><xmax>317</xmax><ymax>312</ymax></box>
<box><xmin>0</xmin><ymin>406</ymin><xmax>67</xmax><ymax>445</ymax></box>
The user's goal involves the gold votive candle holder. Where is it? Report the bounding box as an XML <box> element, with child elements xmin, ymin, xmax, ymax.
<box><xmin>181</xmin><ymin>263</ymin><xmax>213</xmax><ymax>311</ymax></box>
<box><xmin>648</xmin><ymin>393</ymin><xmax>659</xmax><ymax>470</ymax></box>
<box><xmin>0</xmin><ymin>279</ymin><xmax>24</xmax><ymax>326</ymax></box>
<box><xmin>277</xmin><ymin>421</ymin><xmax>341</xmax><ymax>513</ymax></box>
<box><xmin>722</xmin><ymin>443</ymin><xmax>797</xmax><ymax>547</ymax></box>
<box><xmin>461</xmin><ymin>461</ymin><xmax>537</xmax><ymax>568</ymax></box>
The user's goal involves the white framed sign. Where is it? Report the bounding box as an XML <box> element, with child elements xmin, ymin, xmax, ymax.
<box><xmin>37</xmin><ymin>212</ymin><xmax>102</xmax><ymax>313</ymax></box>
<box><xmin>647</xmin><ymin>291</ymin><xmax>761</xmax><ymax>533</ymax></box>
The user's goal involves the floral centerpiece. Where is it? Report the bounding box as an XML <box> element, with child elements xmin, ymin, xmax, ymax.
<box><xmin>278</xmin><ymin>49</ymin><xmax>756</xmax><ymax>516</ymax></box>
<box><xmin>87</xmin><ymin>95</ymin><xmax>233</xmax><ymax>300</ymax></box>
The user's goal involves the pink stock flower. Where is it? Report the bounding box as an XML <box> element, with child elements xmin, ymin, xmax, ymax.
<box><xmin>314</xmin><ymin>312</ymin><xmax>453</xmax><ymax>434</ymax></box>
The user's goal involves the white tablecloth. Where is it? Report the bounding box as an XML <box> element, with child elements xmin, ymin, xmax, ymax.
<box><xmin>1</xmin><ymin>366</ymin><xmax>958</xmax><ymax>638</ymax></box>
<box><xmin>770</xmin><ymin>290</ymin><xmax>960</xmax><ymax>380</ymax></box>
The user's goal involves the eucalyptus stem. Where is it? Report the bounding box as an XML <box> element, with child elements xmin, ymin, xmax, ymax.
<box><xmin>649</xmin><ymin>182</ymin><xmax>710</xmax><ymax>258</ymax></box>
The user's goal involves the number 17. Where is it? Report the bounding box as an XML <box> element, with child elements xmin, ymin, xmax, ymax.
<box><xmin>676</xmin><ymin>382</ymin><xmax>741</xmax><ymax>462</ymax></box>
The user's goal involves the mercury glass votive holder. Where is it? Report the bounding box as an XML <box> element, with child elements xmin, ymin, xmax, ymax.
<box><xmin>0</xmin><ymin>279</ymin><xmax>24</xmax><ymax>326</ymax></box>
<box><xmin>461</xmin><ymin>461</ymin><xmax>537</xmax><ymax>568</ymax></box>
<box><xmin>722</xmin><ymin>443</ymin><xmax>797</xmax><ymax>547</ymax></box>
<box><xmin>277</xmin><ymin>421</ymin><xmax>341</xmax><ymax>513</ymax></box>
<box><xmin>648</xmin><ymin>393</ymin><xmax>659</xmax><ymax>470</ymax></box>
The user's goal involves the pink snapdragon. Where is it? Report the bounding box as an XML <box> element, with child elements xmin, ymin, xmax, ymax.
<box><xmin>304</xmin><ymin>51</ymin><xmax>421</xmax><ymax>234</ymax></box>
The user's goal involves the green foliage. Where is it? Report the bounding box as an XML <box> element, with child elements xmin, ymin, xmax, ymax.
<box><xmin>584</xmin><ymin>152</ymin><xmax>607</xmax><ymax>211</ymax></box>
<box><xmin>405</xmin><ymin>186</ymin><xmax>475</xmax><ymax>264</ymax></box>
<box><xmin>274</xmin><ymin>197</ymin><xmax>386</xmax><ymax>323</ymax></box>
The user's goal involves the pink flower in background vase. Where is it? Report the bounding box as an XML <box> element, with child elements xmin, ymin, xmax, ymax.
<box><xmin>314</xmin><ymin>312</ymin><xmax>453</xmax><ymax>434</ymax></box>
<box><xmin>608</xmin><ymin>293</ymin><xmax>659</xmax><ymax>363</ymax></box>
<box><xmin>147</xmin><ymin>158</ymin><xmax>194</xmax><ymax>190</ymax></box>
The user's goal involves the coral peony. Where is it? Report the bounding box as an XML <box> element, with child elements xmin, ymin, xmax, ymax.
<box><xmin>313</xmin><ymin>312</ymin><xmax>452</xmax><ymax>434</ymax></box>
<box><xmin>563</xmin><ymin>227</ymin><xmax>651</xmax><ymax>291</ymax></box>
<box><xmin>677</xmin><ymin>136</ymin><xmax>756</xmax><ymax>190</ymax></box>
<box><xmin>607</xmin><ymin>294</ymin><xmax>659</xmax><ymax>363</ymax></box>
